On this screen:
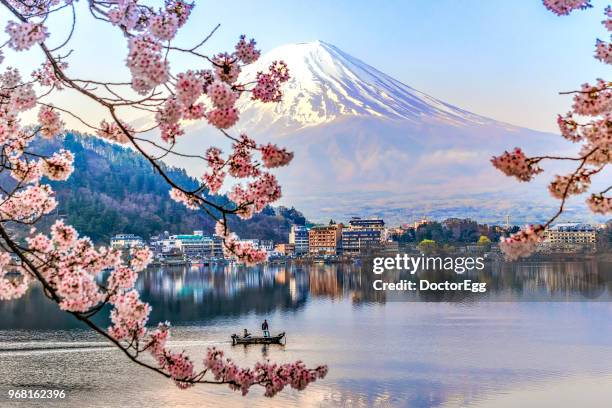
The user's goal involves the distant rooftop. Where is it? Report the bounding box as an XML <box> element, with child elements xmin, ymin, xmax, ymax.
<box><xmin>549</xmin><ymin>223</ymin><xmax>595</xmax><ymax>232</ymax></box>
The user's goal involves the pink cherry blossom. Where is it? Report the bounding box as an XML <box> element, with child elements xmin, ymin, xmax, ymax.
<box><xmin>235</xmin><ymin>35</ymin><xmax>260</xmax><ymax>64</ymax></box>
<box><xmin>259</xmin><ymin>143</ymin><xmax>294</xmax><ymax>168</ymax></box>
<box><xmin>108</xmin><ymin>289</ymin><xmax>150</xmax><ymax>340</ymax></box>
<box><xmin>41</xmin><ymin>149</ymin><xmax>74</xmax><ymax>181</ymax></box>
<box><xmin>595</xmin><ymin>39</ymin><xmax>612</xmax><ymax>64</ymax></box>
<box><xmin>252</xmin><ymin>61</ymin><xmax>290</xmax><ymax>103</ymax></box>
<box><xmin>126</xmin><ymin>35</ymin><xmax>169</xmax><ymax>94</ymax></box>
<box><xmin>499</xmin><ymin>225</ymin><xmax>544</xmax><ymax>261</ymax></box>
<box><xmin>165</xmin><ymin>0</ymin><xmax>194</xmax><ymax>27</ymax></box>
<box><xmin>5</xmin><ymin>21</ymin><xmax>49</xmax><ymax>51</ymax></box>
<box><xmin>0</xmin><ymin>184</ymin><xmax>57</xmax><ymax>222</ymax></box>
<box><xmin>97</xmin><ymin>120</ymin><xmax>132</xmax><ymax>144</ymax></box>
<box><xmin>212</xmin><ymin>53</ymin><xmax>241</xmax><ymax>83</ymax></box>
<box><xmin>586</xmin><ymin>193</ymin><xmax>612</xmax><ymax>213</ymax></box>
<box><xmin>548</xmin><ymin>170</ymin><xmax>592</xmax><ymax>199</ymax></box>
<box><xmin>207</xmin><ymin>107</ymin><xmax>239</xmax><ymax>129</ymax></box>
<box><xmin>207</xmin><ymin>80</ymin><xmax>238</xmax><ymax>109</ymax></box>
<box><xmin>0</xmin><ymin>252</ymin><xmax>30</xmax><ymax>301</ymax></box>
<box><xmin>10</xmin><ymin>158</ymin><xmax>41</xmax><ymax>183</ymax></box>
<box><xmin>38</xmin><ymin>105</ymin><xmax>65</xmax><ymax>139</ymax></box>
<box><xmin>130</xmin><ymin>247</ymin><xmax>152</xmax><ymax>272</ymax></box>
<box><xmin>149</xmin><ymin>12</ymin><xmax>179</xmax><ymax>41</ymax></box>
<box><xmin>169</xmin><ymin>188</ymin><xmax>200</xmax><ymax>209</ymax></box>
<box><xmin>572</xmin><ymin>80</ymin><xmax>611</xmax><ymax>116</ymax></box>
<box><xmin>107</xmin><ymin>266</ymin><xmax>138</xmax><ymax>293</ymax></box>
<box><xmin>491</xmin><ymin>148</ymin><xmax>543</xmax><ymax>182</ymax></box>
<box><xmin>175</xmin><ymin>70</ymin><xmax>204</xmax><ymax>107</ymax></box>
<box><xmin>32</xmin><ymin>60</ymin><xmax>67</xmax><ymax>89</ymax></box>
<box><xmin>543</xmin><ymin>0</ymin><xmax>592</xmax><ymax>16</ymax></box>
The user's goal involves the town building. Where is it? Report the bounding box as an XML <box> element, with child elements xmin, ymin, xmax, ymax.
<box><xmin>150</xmin><ymin>231</ymin><xmax>224</xmax><ymax>260</ymax></box>
<box><xmin>110</xmin><ymin>234</ymin><xmax>144</xmax><ymax>249</ymax></box>
<box><xmin>289</xmin><ymin>225</ymin><xmax>310</xmax><ymax>255</ymax></box>
<box><xmin>309</xmin><ymin>224</ymin><xmax>342</xmax><ymax>255</ymax></box>
<box><xmin>341</xmin><ymin>217</ymin><xmax>385</xmax><ymax>255</ymax></box>
<box><xmin>541</xmin><ymin>223</ymin><xmax>597</xmax><ymax>252</ymax></box>
<box><xmin>275</xmin><ymin>243</ymin><xmax>295</xmax><ymax>256</ymax></box>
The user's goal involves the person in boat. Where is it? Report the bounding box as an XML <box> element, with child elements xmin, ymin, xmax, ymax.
<box><xmin>262</xmin><ymin>319</ymin><xmax>270</xmax><ymax>337</ymax></box>
<box><xmin>243</xmin><ymin>328</ymin><xmax>251</xmax><ymax>338</ymax></box>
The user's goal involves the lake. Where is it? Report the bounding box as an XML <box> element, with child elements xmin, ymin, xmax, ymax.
<box><xmin>1</xmin><ymin>260</ymin><xmax>612</xmax><ymax>407</ymax></box>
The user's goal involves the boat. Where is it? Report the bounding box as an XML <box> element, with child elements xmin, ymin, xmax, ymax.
<box><xmin>231</xmin><ymin>332</ymin><xmax>286</xmax><ymax>345</ymax></box>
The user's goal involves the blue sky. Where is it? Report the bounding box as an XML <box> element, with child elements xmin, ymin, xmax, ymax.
<box><xmin>5</xmin><ymin>0</ymin><xmax>609</xmax><ymax>132</ymax></box>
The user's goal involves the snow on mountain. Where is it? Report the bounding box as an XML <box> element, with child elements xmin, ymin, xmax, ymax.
<box><xmin>236</xmin><ymin>40</ymin><xmax>497</xmax><ymax>134</ymax></box>
<box><xmin>168</xmin><ymin>41</ymin><xmax>593</xmax><ymax>224</ymax></box>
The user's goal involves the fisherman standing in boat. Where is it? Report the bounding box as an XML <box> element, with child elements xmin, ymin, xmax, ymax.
<box><xmin>262</xmin><ymin>319</ymin><xmax>270</xmax><ymax>337</ymax></box>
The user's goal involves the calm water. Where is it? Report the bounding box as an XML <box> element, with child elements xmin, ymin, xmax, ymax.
<box><xmin>1</xmin><ymin>260</ymin><xmax>612</xmax><ymax>407</ymax></box>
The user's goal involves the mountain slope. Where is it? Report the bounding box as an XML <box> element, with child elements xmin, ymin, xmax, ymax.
<box><xmin>29</xmin><ymin>133</ymin><xmax>306</xmax><ymax>244</ymax></box>
<box><xmin>236</xmin><ymin>41</ymin><xmax>497</xmax><ymax>132</ymax></box>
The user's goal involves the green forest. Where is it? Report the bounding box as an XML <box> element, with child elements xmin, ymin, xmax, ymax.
<box><xmin>32</xmin><ymin>133</ymin><xmax>306</xmax><ymax>244</ymax></box>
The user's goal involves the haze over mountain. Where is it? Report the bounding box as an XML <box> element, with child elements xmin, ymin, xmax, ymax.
<box><xmin>165</xmin><ymin>41</ymin><xmax>602</xmax><ymax>225</ymax></box>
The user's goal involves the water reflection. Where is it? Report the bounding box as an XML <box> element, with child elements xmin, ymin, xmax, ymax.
<box><xmin>1</xmin><ymin>259</ymin><xmax>611</xmax><ymax>330</ymax></box>
<box><xmin>2</xmin><ymin>260</ymin><xmax>612</xmax><ymax>407</ymax></box>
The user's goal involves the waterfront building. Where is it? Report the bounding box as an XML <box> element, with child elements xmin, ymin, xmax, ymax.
<box><xmin>341</xmin><ymin>217</ymin><xmax>385</xmax><ymax>255</ymax></box>
<box><xmin>260</xmin><ymin>240</ymin><xmax>274</xmax><ymax>251</ymax></box>
<box><xmin>309</xmin><ymin>224</ymin><xmax>342</xmax><ymax>255</ymax></box>
<box><xmin>289</xmin><ymin>225</ymin><xmax>310</xmax><ymax>255</ymax></box>
<box><xmin>110</xmin><ymin>234</ymin><xmax>144</xmax><ymax>249</ymax></box>
<box><xmin>540</xmin><ymin>223</ymin><xmax>597</xmax><ymax>253</ymax></box>
<box><xmin>275</xmin><ymin>243</ymin><xmax>295</xmax><ymax>255</ymax></box>
<box><xmin>150</xmin><ymin>231</ymin><xmax>224</xmax><ymax>260</ymax></box>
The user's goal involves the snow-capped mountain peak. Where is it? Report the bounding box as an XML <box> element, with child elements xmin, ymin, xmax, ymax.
<box><xmin>237</xmin><ymin>40</ymin><xmax>492</xmax><ymax>132</ymax></box>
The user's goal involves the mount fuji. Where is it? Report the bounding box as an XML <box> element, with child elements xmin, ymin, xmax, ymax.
<box><xmin>167</xmin><ymin>41</ymin><xmax>593</xmax><ymax>224</ymax></box>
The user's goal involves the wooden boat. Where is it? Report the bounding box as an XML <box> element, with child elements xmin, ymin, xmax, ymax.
<box><xmin>231</xmin><ymin>332</ymin><xmax>285</xmax><ymax>345</ymax></box>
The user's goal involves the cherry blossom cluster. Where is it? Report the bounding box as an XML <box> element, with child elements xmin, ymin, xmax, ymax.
<box><xmin>548</xmin><ymin>169</ymin><xmax>593</xmax><ymax>199</ymax></box>
<box><xmin>6</xmin><ymin>0</ymin><xmax>62</xmax><ymax>15</ymax></box>
<box><xmin>252</xmin><ymin>61</ymin><xmax>290</xmax><ymax>103</ymax></box>
<box><xmin>5</xmin><ymin>21</ymin><xmax>49</xmax><ymax>51</ymax></box>
<box><xmin>168</xmin><ymin>188</ymin><xmax>200</xmax><ymax>209</ymax></box>
<box><xmin>41</xmin><ymin>149</ymin><xmax>74</xmax><ymax>180</ymax></box>
<box><xmin>0</xmin><ymin>252</ymin><xmax>31</xmax><ymax>301</ymax></box>
<box><xmin>32</xmin><ymin>60</ymin><xmax>67</xmax><ymax>89</ymax></box>
<box><xmin>490</xmin><ymin>148</ymin><xmax>543</xmax><ymax>182</ymax></box>
<box><xmin>38</xmin><ymin>105</ymin><xmax>65</xmax><ymax>139</ymax></box>
<box><xmin>595</xmin><ymin>39</ymin><xmax>612</xmax><ymax>64</ymax></box>
<box><xmin>543</xmin><ymin>0</ymin><xmax>592</xmax><ymax>15</ymax></box>
<box><xmin>260</xmin><ymin>143</ymin><xmax>294</xmax><ymax>168</ymax></box>
<box><xmin>215</xmin><ymin>221</ymin><xmax>267</xmax><ymax>265</ymax></box>
<box><xmin>0</xmin><ymin>184</ymin><xmax>57</xmax><ymax>222</ymax></box>
<box><xmin>96</xmin><ymin>120</ymin><xmax>132</xmax><ymax>144</ymax></box>
<box><xmin>194</xmin><ymin>135</ymin><xmax>292</xmax><ymax>207</ymax></box>
<box><xmin>499</xmin><ymin>225</ymin><xmax>545</xmax><ymax>261</ymax></box>
<box><xmin>587</xmin><ymin>193</ymin><xmax>612</xmax><ymax>213</ymax></box>
<box><xmin>202</xmin><ymin>347</ymin><xmax>327</xmax><ymax>397</ymax></box>
<box><xmin>127</xmin><ymin>35</ymin><xmax>169</xmax><ymax>94</ymax></box>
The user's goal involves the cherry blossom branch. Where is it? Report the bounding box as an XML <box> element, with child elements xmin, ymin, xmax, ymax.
<box><xmin>0</xmin><ymin>0</ymin><xmax>325</xmax><ymax>397</ymax></box>
<box><xmin>493</xmin><ymin>0</ymin><xmax>611</xmax><ymax>260</ymax></box>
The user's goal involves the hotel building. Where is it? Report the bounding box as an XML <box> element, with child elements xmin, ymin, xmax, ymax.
<box><xmin>290</xmin><ymin>225</ymin><xmax>310</xmax><ymax>255</ymax></box>
<box><xmin>341</xmin><ymin>217</ymin><xmax>385</xmax><ymax>255</ymax></box>
<box><xmin>309</xmin><ymin>224</ymin><xmax>342</xmax><ymax>255</ymax></box>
